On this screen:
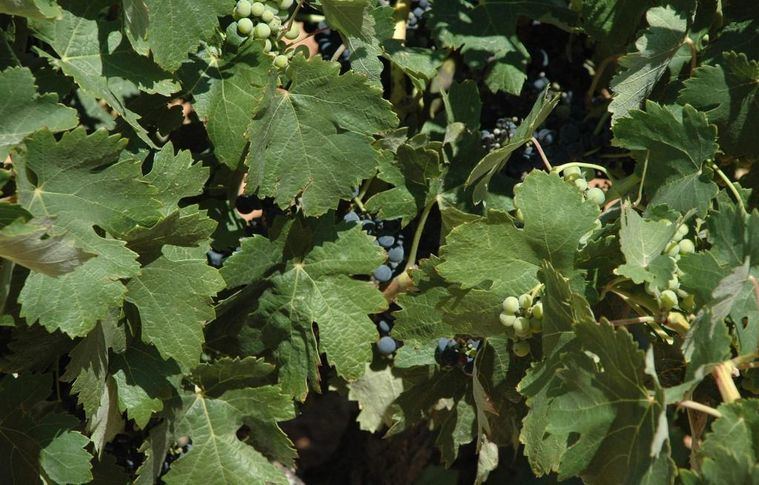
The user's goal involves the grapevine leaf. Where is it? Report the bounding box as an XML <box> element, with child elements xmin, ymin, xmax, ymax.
<box><xmin>253</xmin><ymin>224</ymin><xmax>387</xmax><ymax>397</ymax></box>
<box><xmin>163</xmin><ymin>390</ymin><xmax>288</xmax><ymax>485</ymax></box>
<box><xmin>126</xmin><ymin>249</ymin><xmax>224</xmax><ymax>371</ymax></box>
<box><xmin>245</xmin><ymin>54</ymin><xmax>397</xmax><ymax>216</ymax></box>
<box><xmin>615</xmin><ymin>205</ymin><xmax>678</xmax><ymax>285</ymax></box>
<box><xmin>613</xmin><ymin>102</ymin><xmax>718</xmax><ymax>215</ymax></box>
<box><xmin>29</xmin><ymin>0</ymin><xmax>179</xmax><ymax>145</ymax></box>
<box><xmin>122</xmin><ymin>0</ymin><xmax>150</xmax><ymax>55</ymax></box>
<box><xmin>0</xmin><ymin>374</ymin><xmax>93</xmax><ymax>485</ymax></box>
<box><xmin>440</xmin><ymin>171</ymin><xmax>599</xmax><ymax>295</ymax></box>
<box><xmin>609</xmin><ymin>5</ymin><xmax>690</xmax><ymax>121</ymax></box>
<box><xmin>679</xmin><ymin>51</ymin><xmax>759</xmax><ymax>156</ymax></box>
<box><xmin>686</xmin><ymin>399</ymin><xmax>759</xmax><ymax>484</ymax></box>
<box><xmin>191</xmin><ymin>356</ymin><xmax>275</xmax><ymax>396</ymax></box>
<box><xmin>142</xmin><ymin>0</ymin><xmax>227</xmax><ymax>73</ymax></box>
<box><xmin>61</xmin><ymin>317</ymin><xmax>125</xmax><ymax>454</ymax></box>
<box><xmin>384</xmin><ymin>42</ymin><xmax>445</xmax><ymax>91</ymax></box>
<box><xmin>348</xmin><ymin>363</ymin><xmax>405</xmax><ymax>432</ymax></box>
<box><xmin>111</xmin><ymin>343</ymin><xmax>182</xmax><ymax>428</ymax></box>
<box><xmin>580</xmin><ymin>0</ymin><xmax>656</xmax><ymax>57</ymax></box>
<box><xmin>220</xmin><ymin>235</ymin><xmax>282</xmax><ymax>288</ymax></box>
<box><xmin>393</xmin><ymin>257</ymin><xmax>454</xmax><ymax>344</ymax></box>
<box><xmin>179</xmin><ymin>41</ymin><xmax>269</xmax><ymax>168</ymax></box>
<box><xmin>0</xmin><ymin>213</ymin><xmax>92</xmax><ymax>276</ymax></box>
<box><xmin>465</xmin><ymin>90</ymin><xmax>560</xmax><ymax>203</ymax></box>
<box><xmin>0</xmin><ymin>0</ymin><xmax>61</xmax><ymax>19</ymax></box>
<box><xmin>15</xmin><ymin>129</ymin><xmax>158</xmax><ymax>336</ymax></box>
<box><xmin>0</xmin><ymin>66</ymin><xmax>77</xmax><ymax>159</ymax></box>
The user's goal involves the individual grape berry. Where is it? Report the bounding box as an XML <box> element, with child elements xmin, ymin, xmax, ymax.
<box><xmin>279</xmin><ymin>0</ymin><xmax>294</xmax><ymax>9</ymax></box>
<box><xmin>519</xmin><ymin>293</ymin><xmax>533</xmax><ymax>310</ymax></box>
<box><xmin>681</xmin><ymin>294</ymin><xmax>696</xmax><ymax>312</ymax></box>
<box><xmin>377</xmin><ymin>336</ymin><xmax>397</xmax><ymax>355</ymax></box>
<box><xmin>377</xmin><ymin>235</ymin><xmax>395</xmax><ymax>248</ymax></box>
<box><xmin>660</xmin><ymin>290</ymin><xmax>678</xmax><ymax>310</ymax></box>
<box><xmin>502</xmin><ymin>296</ymin><xmax>520</xmax><ymax>315</ymax></box>
<box><xmin>268</xmin><ymin>17</ymin><xmax>282</xmax><ymax>31</ymax></box>
<box><xmin>235</xmin><ymin>0</ymin><xmax>253</xmax><ymax>17</ymax></box>
<box><xmin>513</xmin><ymin>341</ymin><xmax>530</xmax><ymax>357</ymax></box>
<box><xmin>531</xmin><ymin>301</ymin><xmax>543</xmax><ymax>320</ymax></box>
<box><xmin>586</xmin><ymin>187</ymin><xmax>605</xmax><ymax>206</ymax></box>
<box><xmin>273</xmin><ymin>54</ymin><xmax>289</xmax><ymax>68</ymax></box>
<box><xmin>563</xmin><ymin>166</ymin><xmax>582</xmax><ymax>181</ymax></box>
<box><xmin>667</xmin><ymin>276</ymin><xmax>680</xmax><ymax>291</ymax></box>
<box><xmin>378</xmin><ymin>319</ymin><xmax>391</xmax><ymax>334</ymax></box>
<box><xmin>373</xmin><ymin>264</ymin><xmax>392</xmax><ymax>282</ymax></box>
<box><xmin>499</xmin><ymin>313</ymin><xmax>516</xmax><ymax>327</ymax></box>
<box><xmin>237</xmin><ymin>17</ymin><xmax>254</xmax><ymax>36</ymax></box>
<box><xmin>678</xmin><ymin>239</ymin><xmax>695</xmax><ymax>255</ymax></box>
<box><xmin>665</xmin><ymin>241</ymin><xmax>680</xmax><ymax>257</ymax></box>
<box><xmin>437</xmin><ymin>337</ymin><xmax>451</xmax><ymax>353</ymax></box>
<box><xmin>250</xmin><ymin>1</ymin><xmax>265</xmax><ymax>16</ymax></box>
<box><xmin>261</xmin><ymin>9</ymin><xmax>275</xmax><ymax>22</ymax></box>
<box><xmin>574</xmin><ymin>178</ymin><xmax>588</xmax><ymax>191</ymax></box>
<box><xmin>513</xmin><ymin>317</ymin><xmax>531</xmax><ymax>337</ymax></box>
<box><xmin>254</xmin><ymin>22</ymin><xmax>272</xmax><ymax>39</ymax></box>
<box><xmin>343</xmin><ymin>211</ymin><xmax>360</xmax><ymax>224</ymax></box>
<box><xmin>263</xmin><ymin>38</ymin><xmax>272</xmax><ymax>52</ymax></box>
<box><xmin>387</xmin><ymin>246</ymin><xmax>404</xmax><ymax>263</ymax></box>
<box><xmin>284</xmin><ymin>23</ymin><xmax>300</xmax><ymax>40</ymax></box>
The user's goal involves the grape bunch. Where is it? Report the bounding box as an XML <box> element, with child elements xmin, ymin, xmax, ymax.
<box><xmin>435</xmin><ymin>337</ymin><xmax>481</xmax><ymax>374</ymax></box>
<box><xmin>313</xmin><ymin>21</ymin><xmax>350</xmax><ymax>67</ymax></box>
<box><xmin>480</xmin><ymin>117</ymin><xmax>517</xmax><ymax>151</ymax></box>
<box><xmin>343</xmin><ymin>210</ymin><xmax>406</xmax><ymax>284</ymax></box>
<box><xmin>232</xmin><ymin>0</ymin><xmax>298</xmax><ymax>68</ymax></box>
<box><xmin>374</xmin><ymin>317</ymin><xmax>398</xmax><ymax>355</ymax></box>
<box><xmin>644</xmin><ymin>223</ymin><xmax>696</xmax><ymax>312</ymax></box>
<box><xmin>499</xmin><ymin>293</ymin><xmax>543</xmax><ymax>357</ymax></box>
<box><xmin>560</xmin><ymin>166</ymin><xmax>606</xmax><ymax>206</ymax></box>
<box><xmin>407</xmin><ymin>0</ymin><xmax>431</xmax><ymax>31</ymax></box>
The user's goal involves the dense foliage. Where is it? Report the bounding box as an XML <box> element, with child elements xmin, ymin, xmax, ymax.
<box><xmin>0</xmin><ymin>0</ymin><xmax>758</xmax><ymax>483</ymax></box>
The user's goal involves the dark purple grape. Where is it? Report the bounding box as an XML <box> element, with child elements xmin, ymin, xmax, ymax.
<box><xmin>378</xmin><ymin>319</ymin><xmax>391</xmax><ymax>334</ymax></box>
<box><xmin>343</xmin><ymin>211</ymin><xmax>360</xmax><ymax>224</ymax></box>
<box><xmin>373</xmin><ymin>264</ymin><xmax>392</xmax><ymax>282</ymax></box>
<box><xmin>387</xmin><ymin>245</ymin><xmax>404</xmax><ymax>263</ymax></box>
<box><xmin>377</xmin><ymin>235</ymin><xmax>395</xmax><ymax>248</ymax></box>
<box><xmin>377</xmin><ymin>336</ymin><xmax>397</xmax><ymax>355</ymax></box>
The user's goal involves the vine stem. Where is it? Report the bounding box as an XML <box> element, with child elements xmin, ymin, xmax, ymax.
<box><xmin>330</xmin><ymin>44</ymin><xmax>346</xmax><ymax>62</ymax></box>
<box><xmin>710</xmin><ymin>162</ymin><xmax>747</xmax><ymax>218</ymax></box>
<box><xmin>683</xmin><ymin>37</ymin><xmax>698</xmax><ymax>74</ymax></box>
<box><xmin>677</xmin><ymin>400</ymin><xmax>722</xmax><ymax>418</ymax></box>
<box><xmin>552</xmin><ymin>161</ymin><xmax>609</xmax><ymax>176</ymax></box>
<box><xmin>609</xmin><ymin>316</ymin><xmax>654</xmax><ymax>326</ymax></box>
<box><xmin>531</xmin><ymin>137</ymin><xmax>552</xmax><ymax>171</ymax></box>
<box><xmin>585</xmin><ymin>54</ymin><xmax>620</xmax><ymax>104</ymax></box>
<box><xmin>278</xmin><ymin>0</ymin><xmax>305</xmax><ymax>41</ymax></box>
<box><xmin>0</xmin><ymin>260</ymin><xmax>14</xmax><ymax>315</ymax></box>
<box><xmin>712</xmin><ymin>361</ymin><xmax>741</xmax><ymax>403</ymax></box>
<box><xmin>405</xmin><ymin>199</ymin><xmax>436</xmax><ymax>272</ymax></box>
<box><xmin>634</xmin><ymin>151</ymin><xmax>649</xmax><ymax>207</ymax></box>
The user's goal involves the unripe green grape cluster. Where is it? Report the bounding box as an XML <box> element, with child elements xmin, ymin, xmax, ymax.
<box><xmin>233</xmin><ymin>0</ymin><xmax>299</xmax><ymax>68</ymax></box>
<box><xmin>562</xmin><ymin>166</ymin><xmax>605</xmax><ymax>206</ymax></box>
<box><xmin>645</xmin><ymin>223</ymin><xmax>697</xmax><ymax>312</ymax></box>
<box><xmin>499</xmin><ymin>293</ymin><xmax>543</xmax><ymax>357</ymax></box>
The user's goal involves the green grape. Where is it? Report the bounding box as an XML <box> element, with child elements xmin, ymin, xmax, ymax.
<box><xmin>660</xmin><ymin>290</ymin><xmax>678</xmax><ymax>310</ymax></box>
<box><xmin>586</xmin><ymin>187</ymin><xmax>605</xmax><ymax>206</ymax></box>
<box><xmin>531</xmin><ymin>301</ymin><xmax>543</xmax><ymax>320</ymax></box>
<box><xmin>563</xmin><ymin>166</ymin><xmax>582</xmax><ymax>181</ymax></box>
<box><xmin>665</xmin><ymin>241</ymin><xmax>679</xmax><ymax>257</ymax></box>
<box><xmin>574</xmin><ymin>178</ymin><xmax>588</xmax><ymax>191</ymax></box>
<box><xmin>263</xmin><ymin>38</ymin><xmax>272</xmax><ymax>52</ymax></box>
<box><xmin>261</xmin><ymin>9</ymin><xmax>275</xmax><ymax>22</ymax></box>
<box><xmin>676</xmin><ymin>288</ymin><xmax>689</xmax><ymax>298</ymax></box>
<box><xmin>677</xmin><ymin>224</ymin><xmax>689</xmax><ymax>238</ymax></box>
<box><xmin>529</xmin><ymin>317</ymin><xmax>542</xmax><ymax>333</ymax></box>
<box><xmin>235</xmin><ymin>0</ymin><xmax>252</xmax><ymax>17</ymax></box>
<box><xmin>513</xmin><ymin>317</ymin><xmax>531</xmax><ymax>337</ymax></box>
<box><xmin>284</xmin><ymin>23</ymin><xmax>300</xmax><ymax>40</ymax></box>
<box><xmin>254</xmin><ymin>22</ymin><xmax>272</xmax><ymax>39</ymax></box>
<box><xmin>515</xmin><ymin>208</ymin><xmax>524</xmax><ymax>222</ymax></box>
<box><xmin>681</xmin><ymin>294</ymin><xmax>696</xmax><ymax>312</ymax></box>
<box><xmin>499</xmin><ymin>313</ymin><xmax>516</xmax><ymax>327</ymax></box>
<box><xmin>279</xmin><ymin>0</ymin><xmax>294</xmax><ymax>8</ymax></box>
<box><xmin>667</xmin><ymin>276</ymin><xmax>679</xmax><ymax>291</ymax></box>
<box><xmin>269</xmin><ymin>17</ymin><xmax>282</xmax><ymax>30</ymax></box>
<box><xmin>519</xmin><ymin>293</ymin><xmax>533</xmax><ymax>310</ymax></box>
<box><xmin>273</xmin><ymin>54</ymin><xmax>289</xmax><ymax>68</ymax></box>
<box><xmin>513</xmin><ymin>341</ymin><xmax>530</xmax><ymax>357</ymax></box>
<box><xmin>502</xmin><ymin>296</ymin><xmax>520</xmax><ymax>315</ymax></box>
<box><xmin>678</xmin><ymin>239</ymin><xmax>695</xmax><ymax>254</ymax></box>
<box><xmin>237</xmin><ymin>17</ymin><xmax>254</xmax><ymax>36</ymax></box>
<box><xmin>251</xmin><ymin>1</ymin><xmax>265</xmax><ymax>16</ymax></box>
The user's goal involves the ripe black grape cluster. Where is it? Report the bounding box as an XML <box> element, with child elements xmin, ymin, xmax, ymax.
<box><xmin>232</xmin><ymin>0</ymin><xmax>298</xmax><ymax>68</ymax></box>
<box><xmin>406</xmin><ymin>0</ymin><xmax>431</xmax><ymax>31</ymax></box>
<box><xmin>435</xmin><ymin>337</ymin><xmax>481</xmax><ymax>374</ymax></box>
<box><xmin>374</xmin><ymin>316</ymin><xmax>397</xmax><ymax>355</ymax></box>
<box><xmin>343</xmin><ymin>211</ymin><xmax>406</xmax><ymax>284</ymax></box>
<box><xmin>312</xmin><ymin>21</ymin><xmax>350</xmax><ymax>67</ymax></box>
<box><xmin>645</xmin><ymin>223</ymin><xmax>696</xmax><ymax>312</ymax></box>
<box><xmin>480</xmin><ymin>117</ymin><xmax>517</xmax><ymax>151</ymax></box>
<box><xmin>499</xmin><ymin>292</ymin><xmax>543</xmax><ymax>357</ymax></box>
